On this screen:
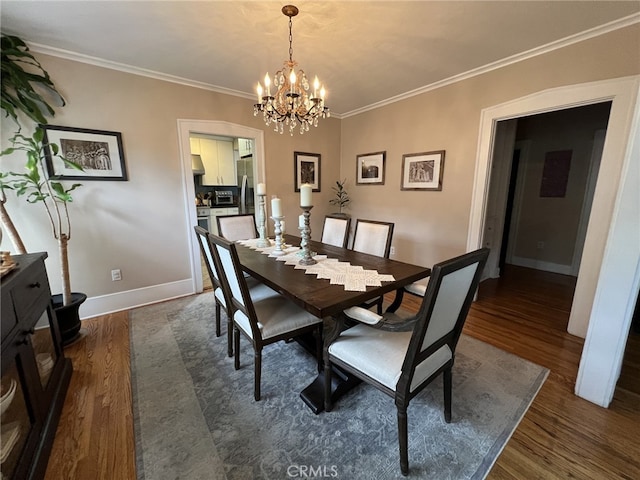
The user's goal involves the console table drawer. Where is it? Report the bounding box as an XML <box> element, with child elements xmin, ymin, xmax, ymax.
<box><xmin>11</xmin><ymin>265</ymin><xmax>50</xmax><ymax>325</ymax></box>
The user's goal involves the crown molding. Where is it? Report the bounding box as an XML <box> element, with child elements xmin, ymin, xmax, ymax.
<box><xmin>341</xmin><ymin>12</ymin><xmax>640</xmax><ymax>118</ymax></box>
<box><xmin>28</xmin><ymin>12</ymin><xmax>639</xmax><ymax>119</ymax></box>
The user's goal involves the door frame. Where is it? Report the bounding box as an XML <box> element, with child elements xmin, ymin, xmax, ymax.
<box><xmin>467</xmin><ymin>75</ymin><xmax>640</xmax><ymax>407</ymax></box>
<box><xmin>177</xmin><ymin>120</ymin><xmax>265</xmax><ymax>293</ymax></box>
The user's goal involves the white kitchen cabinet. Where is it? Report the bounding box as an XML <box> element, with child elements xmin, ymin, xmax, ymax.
<box><xmin>209</xmin><ymin>207</ymin><xmax>239</xmax><ymax>235</ymax></box>
<box><xmin>193</xmin><ymin>136</ymin><xmax>237</xmax><ymax>186</ymax></box>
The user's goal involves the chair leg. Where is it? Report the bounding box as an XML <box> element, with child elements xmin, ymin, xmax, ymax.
<box><xmin>254</xmin><ymin>348</ymin><xmax>262</xmax><ymax>401</ymax></box>
<box><xmin>376</xmin><ymin>296</ymin><xmax>383</xmax><ymax>315</ymax></box>
<box><xmin>234</xmin><ymin>327</ymin><xmax>240</xmax><ymax>370</ymax></box>
<box><xmin>215</xmin><ymin>301</ymin><xmax>221</xmax><ymax>337</ymax></box>
<box><xmin>443</xmin><ymin>368</ymin><xmax>452</xmax><ymax>423</ymax></box>
<box><xmin>226</xmin><ymin>309</ymin><xmax>233</xmax><ymax>357</ymax></box>
<box><xmin>397</xmin><ymin>404</ymin><xmax>409</xmax><ymax>476</ymax></box>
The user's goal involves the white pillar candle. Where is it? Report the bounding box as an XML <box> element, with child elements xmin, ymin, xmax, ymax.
<box><xmin>299</xmin><ymin>214</ymin><xmax>305</xmax><ymax>228</ymax></box>
<box><xmin>271</xmin><ymin>197</ymin><xmax>282</xmax><ymax>217</ymax></box>
<box><xmin>300</xmin><ymin>184</ymin><xmax>313</xmax><ymax>207</ymax></box>
<box><xmin>256</xmin><ymin>183</ymin><xmax>266</xmax><ymax>195</ymax></box>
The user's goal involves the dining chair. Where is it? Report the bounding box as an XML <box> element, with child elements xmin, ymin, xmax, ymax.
<box><xmin>323</xmin><ymin>248</ymin><xmax>489</xmax><ymax>476</ymax></box>
<box><xmin>216</xmin><ymin>213</ymin><xmax>258</xmax><ymax>241</ymax></box>
<box><xmin>321</xmin><ymin>214</ymin><xmax>351</xmax><ymax>248</ymax></box>
<box><xmin>351</xmin><ymin>219</ymin><xmax>395</xmax><ymax>313</ymax></box>
<box><xmin>194</xmin><ymin>226</ymin><xmax>274</xmax><ymax>357</ymax></box>
<box><xmin>209</xmin><ymin>233</ymin><xmax>324</xmax><ymax>401</ymax></box>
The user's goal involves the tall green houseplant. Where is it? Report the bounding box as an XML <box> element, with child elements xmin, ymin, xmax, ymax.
<box><xmin>1</xmin><ymin>34</ymin><xmax>82</xmax><ymax>308</ymax></box>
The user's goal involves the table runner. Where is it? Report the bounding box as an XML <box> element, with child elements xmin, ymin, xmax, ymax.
<box><xmin>238</xmin><ymin>238</ymin><xmax>395</xmax><ymax>292</ymax></box>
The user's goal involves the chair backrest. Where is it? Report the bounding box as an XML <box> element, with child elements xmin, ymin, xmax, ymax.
<box><xmin>321</xmin><ymin>215</ymin><xmax>351</xmax><ymax>248</ymax></box>
<box><xmin>397</xmin><ymin>248</ymin><xmax>490</xmax><ymax>396</ymax></box>
<box><xmin>194</xmin><ymin>225</ymin><xmax>222</xmax><ymax>290</ymax></box>
<box><xmin>216</xmin><ymin>214</ymin><xmax>258</xmax><ymax>241</ymax></box>
<box><xmin>352</xmin><ymin>219</ymin><xmax>394</xmax><ymax>257</ymax></box>
<box><xmin>207</xmin><ymin>233</ymin><xmax>262</xmax><ymax>340</ymax></box>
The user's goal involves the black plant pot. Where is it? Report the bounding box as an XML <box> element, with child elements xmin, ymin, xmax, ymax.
<box><xmin>51</xmin><ymin>292</ymin><xmax>87</xmax><ymax>346</ymax></box>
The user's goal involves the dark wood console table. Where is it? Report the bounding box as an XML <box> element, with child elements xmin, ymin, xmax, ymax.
<box><xmin>1</xmin><ymin>253</ymin><xmax>72</xmax><ymax>480</ymax></box>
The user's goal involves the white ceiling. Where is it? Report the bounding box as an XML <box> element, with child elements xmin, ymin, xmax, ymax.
<box><xmin>2</xmin><ymin>1</ymin><xmax>639</xmax><ymax>116</ymax></box>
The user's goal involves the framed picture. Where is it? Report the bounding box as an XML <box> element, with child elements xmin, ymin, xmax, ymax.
<box><xmin>43</xmin><ymin>125</ymin><xmax>128</xmax><ymax>181</ymax></box>
<box><xmin>401</xmin><ymin>150</ymin><xmax>445</xmax><ymax>191</ymax></box>
<box><xmin>356</xmin><ymin>151</ymin><xmax>386</xmax><ymax>185</ymax></box>
<box><xmin>294</xmin><ymin>151</ymin><xmax>321</xmax><ymax>192</ymax></box>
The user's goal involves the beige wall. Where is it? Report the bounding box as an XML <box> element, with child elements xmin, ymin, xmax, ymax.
<box><xmin>0</xmin><ymin>55</ymin><xmax>341</xmax><ymax>307</ymax></box>
<box><xmin>340</xmin><ymin>24</ymin><xmax>640</xmax><ymax>268</ymax></box>
<box><xmin>511</xmin><ymin>103</ymin><xmax>611</xmax><ymax>269</ymax></box>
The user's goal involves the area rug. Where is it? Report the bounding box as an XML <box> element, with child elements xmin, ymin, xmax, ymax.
<box><xmin>130</xmin><ymin>292</ymin><xmax>548</xmax><ymax>480</ymax></box>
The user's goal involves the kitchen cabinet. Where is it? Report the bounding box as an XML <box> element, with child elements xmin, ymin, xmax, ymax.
<box><xmin>195</xmin><ymin>137</ymin><xmax>236</xmax><ymax>186</ymax></box>
<box><xmin>235</xmin><ymin>138</ymin><xmax>252</xmax><ymax>157</ymax></box>
<box><xmin>1</xmin><ymin>253</ymin><xmax>72</xmax><ymax>480</ymax></box>
<box><xmin>209</xmin><ymin>207</ymin><xmax>239</xmax><ymax>236</ymax></box>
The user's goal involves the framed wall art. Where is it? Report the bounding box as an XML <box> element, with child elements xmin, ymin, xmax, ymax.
<box><xmin>401</xmin><ymin>150</ymin><xmax>445</xmax><ymax>191</ymax></box>
<box><xmin>294</xmin><ymin>151</ymin><xmax>321</xmax><ymax>192</ymax></box>
<box><xmin>356</xmin><ymin>151</ymin><xmax>386</xmax><ymax>185</ymax></box>
<box><xmin>43</xmin><ymin>125</ymin><xmax>128</xmax><ymax>181</ymax></box>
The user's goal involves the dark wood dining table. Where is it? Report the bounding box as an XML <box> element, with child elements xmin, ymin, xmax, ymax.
<box><xmin>236</xmin><ymin>234</ymin><xmax>431</xmax><ymax>413</ymax></box>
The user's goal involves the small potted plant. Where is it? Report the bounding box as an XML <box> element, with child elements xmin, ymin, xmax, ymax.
<box><xmin>329</xmin><ymin>179</ymin><xmax>350</xmax><ymax>217</ymax></box>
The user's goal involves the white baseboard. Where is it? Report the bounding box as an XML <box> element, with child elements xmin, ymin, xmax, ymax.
<box><xmin>509</xmin><ymin>256</ymin><xmax>573</xmax><ymax>276</ymax></box>
<box><xmin>78</xmin><ymin>279</ymin><xmax>195</xmax><ymax>320</ymax></box>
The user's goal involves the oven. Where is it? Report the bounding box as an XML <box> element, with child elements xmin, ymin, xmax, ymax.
<box><xmin>197</xmin><ymin>207</ymin><xmax>211</xmax><ymax>231</ymax></box>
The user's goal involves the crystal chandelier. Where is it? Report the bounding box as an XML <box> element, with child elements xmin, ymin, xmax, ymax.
<box><xmin>254</xmin><ymin>5</ymin><xmax>330</xmax><ymax>135</ymax></box>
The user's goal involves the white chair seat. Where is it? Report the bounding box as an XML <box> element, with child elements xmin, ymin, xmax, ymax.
<box><xmin>329</xmin><ymin>323</ymin><xmax>452</xmax><ymax>392</ymax></box>
<box><xmin>235</xmin><ymin>296</ymin><xmax>321</xmax><ymax>340</ymax></box>
<box><xmin>405</xmin><ymin>279</ymin><xmax>429</xmax><ymax>297</ymax></box>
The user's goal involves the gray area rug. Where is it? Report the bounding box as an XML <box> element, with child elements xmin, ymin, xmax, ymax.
<box><xmin>130</xmin><ymin>292</ymin><xmax>548</xmax><ymax>479</ymax></box>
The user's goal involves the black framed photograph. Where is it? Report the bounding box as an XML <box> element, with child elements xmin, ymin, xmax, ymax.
<box><xmin>356</xmin><ymin>151</ymin><xmax>386</xmax><ymax>185</ymax></box>
<box><xmin>401</xmin><ymin>150</ymin><xmax>445</xmax><ymax>191</ymax></box>
<box><xmin>294</xmin><ymin>151</ymin><xmax>320</xmax><ymax>192</ymax></box>
<box><xmin>42</xmin><ymin>125</ymin><xmax>128</xmax><ymax>181</ymax></box>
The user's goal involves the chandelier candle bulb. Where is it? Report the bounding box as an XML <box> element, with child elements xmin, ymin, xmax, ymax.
<box><xmin>300</xmin><ymin>184</ymin><xmax>312</xmax><ymax>207</ymax></box>
<box><xmin>257</xmin><ymin>183</ymin><xmax>266</xmax><ymax>195</ymax></box>
<box><xmin>271</xmin><ymin>197</ymin><xmax>282</xmax><ymax>217</ymax></box>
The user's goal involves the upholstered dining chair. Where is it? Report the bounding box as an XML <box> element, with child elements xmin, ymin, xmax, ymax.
<box><xmin>351</xmin><ymin>219</ymin><xmax>395</xmax><ymax>313</ymax></box>
<box><xmin>217</xmin><ymin>213</ymin><xmax>258</xmax><ymax>241</ymax></box>
<box><xmin>321</xmin><ymin>214</ymin><xmax>351</xmax><ymax>248</ymax></box>
<box><xmin>194</xmin><ymin>226</ymin><xmax>274</xmax><ymax>357</ymax></box>
<box><xmin>323</xmin><ymin>248</ymin><xmax>489</xmax><ymax>476</ymax></box>
<box><xmin>209</xmin><ymin>233</ymin><xmax>324</xmax><ymax>401</ymax></box>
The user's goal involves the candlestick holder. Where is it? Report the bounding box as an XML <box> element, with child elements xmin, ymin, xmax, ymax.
<box><xmin>299</xmin><ymin>206</ymin><xmax>317</xmax><ymax>265</ymax></box>
<box><xmin>271</xmin><ymin>215</ymin><xmax>286</xmax><ymax>256</ymax></box>
<box><xmin>256</xmin><ymin>193</ymin><xmax>270</xmax><ymax>248</ymax></box>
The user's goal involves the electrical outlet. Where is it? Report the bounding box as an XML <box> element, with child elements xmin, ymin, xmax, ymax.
<box><xmin>537</xmin><ymin>241</ymin><xmax>545</xmax><ymax>249</ymax></box>
<box><xmin>390</xmin><ymin>246</ymin><xmax>396</xmax><ymax>255</ymax></box>
<box><xmin>111</xmin><ymin>269</ymin><xmax>122</xmax><ymax>281</ymax></box>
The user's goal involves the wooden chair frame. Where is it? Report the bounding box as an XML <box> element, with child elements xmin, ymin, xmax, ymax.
<box><xmin>324</xmin><ymin>248</ymin><xmax>489</xmax><ymax>475</ymax></box>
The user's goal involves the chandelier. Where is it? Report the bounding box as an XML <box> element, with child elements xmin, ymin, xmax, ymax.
<box><xmin>254</xmin><ymin>5</ymin><xmax>330</xmax><ymax>135</ymax></box>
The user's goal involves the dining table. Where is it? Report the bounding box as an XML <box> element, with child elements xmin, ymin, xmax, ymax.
<box><xmin>235</xmin><ymin>234</ymin><xmax>431</xmax><ymax>413</ymax></box>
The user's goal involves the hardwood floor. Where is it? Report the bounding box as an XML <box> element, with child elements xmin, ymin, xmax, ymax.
<box><xmin>44</xmin><ymin>265</ymin><xmax>639</xmax><ymax>479</ymax></box>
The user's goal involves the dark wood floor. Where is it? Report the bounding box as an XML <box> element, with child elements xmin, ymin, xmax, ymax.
<box><xmin>44</xmin><ymin>265</ymin><xmax>639</xmax><ymax>479</ymax></box>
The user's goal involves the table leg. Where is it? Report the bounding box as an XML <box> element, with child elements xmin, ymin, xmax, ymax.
<box><xmin>297</xmin><ymin>314</ymin><xmax>362</xmax><ymax>414</ymax></box>
<box><xmin>385</xmin><ymin>288</ymin><xmax>405</xmax><ymax>313</ymax></box>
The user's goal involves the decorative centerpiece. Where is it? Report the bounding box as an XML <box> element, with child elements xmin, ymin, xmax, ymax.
<box><xmin>298</xmin><ymin>184</ymin><xmax>316</xmax><ymax>265</ymax></box>
<box><xmin>255</xmin><ymin>183</ymin><xmax>270</xmax><ymax>247</ymax></box>
<box><xmin>270</xmin><ymin>196</ymin><xmax>285</xmax><ymax>256</ymax></box>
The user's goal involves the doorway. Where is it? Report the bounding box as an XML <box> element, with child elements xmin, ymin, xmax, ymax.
<box><xmin>467</xmin><ymin>76</ymin><xmax>640</xmax><ymax>407</ymax></box>
<box><xmin>177</xmin><ymin>120</ymin><xmax>265</xmax><ymax>294</ymax></box>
